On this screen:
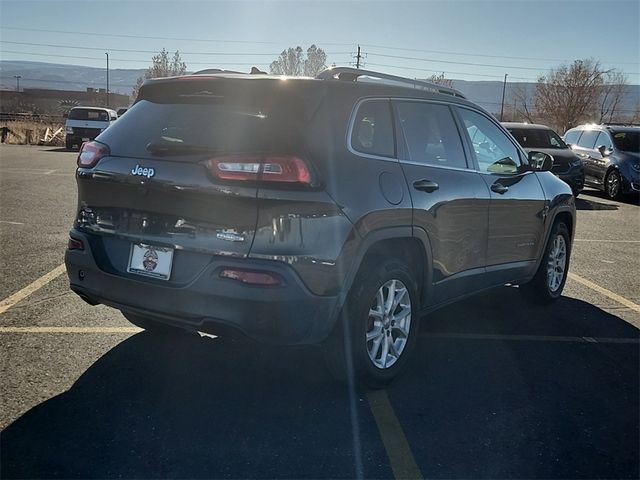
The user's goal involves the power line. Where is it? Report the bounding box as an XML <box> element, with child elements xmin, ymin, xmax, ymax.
<box><xmin>0</xmin><ymin>40</ymin><xmax>351</xmax><ymax>57</ymax></box>
<box><xmin>0</xmin><ymin>25</ymin><xmax>354</xmax><ymax>47</ymax></box>
<box><xmin>361</xmin><ymin>43</ymin><xmax>640</xmax><ymax>66</ymax></box>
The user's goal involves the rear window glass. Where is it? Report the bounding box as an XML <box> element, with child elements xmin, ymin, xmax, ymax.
<box><xmin>611</xmin><ymin>131</ymin><xmax>640</xmax><ymax>152</ymax></box>
<box><xmin>68</xmin><ymin>109</ymin><xmax>110</xmax><ymax>121</ymax></box>
<box><xmin>98</xmin><ymin>84</ymin><xmax>312</xmax><ymax>158</ymax></box>
<box><xmin>350</xmin><ymin>100</ymin><xmax>395</xmax><ymax>158</ymax></box>
<box><xmin>577</xmin><ymin>130</ymin><xmax>599</xmax><ymax>149</ymax></box>
<box><xmin>507</xmin><ymin>128</ymin><xmax>567</xmax><ymax>149</ymax></box>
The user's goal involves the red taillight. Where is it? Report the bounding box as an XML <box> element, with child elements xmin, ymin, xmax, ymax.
<box><xmin>67</xmin><ymin>237</ymin><xmax>84</xmax><ymax>251</ymax></box>
<box><xmin>206</xmin><ymin>155</ymin><xmax>312</xmax><ymax>185</ymax></box>
<box><xmin>77</xmin><ymin>141</ymin><xmax>109</xmax><ymax>168</ymax></box>
<box><xmin>220</xmin><ymin>268</ymin><xmax>282</xmax><ymax>286</ymax></box>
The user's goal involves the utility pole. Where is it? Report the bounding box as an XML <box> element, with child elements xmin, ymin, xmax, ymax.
<box><xmin>500</xmin><ymin>73</ymin><xmax>508</xmax><ymax>121</ymax></box>
<box><xmin>105</xmin><ymin>52</ymin><xmax>110</xmax><ymax>107</ymax></box>
<box><xmin>355</xmin><ymin>45</ymin><xmax>361</xmax><ymax>69</ymax></box>
<box><xmin>14</xmin><ymin>75</ymin><xmax>21</xmax><ymax>92</ymax></box>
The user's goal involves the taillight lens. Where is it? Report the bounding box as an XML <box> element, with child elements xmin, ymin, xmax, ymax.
<box><xmin>67</xmin><ymin>237</ymin><xmax>84</xmax><ymax>251</ymax></box>
<box><xmin>206</xmin><ymin>155</ymin><xmax>312</xmax><ymax>185</ymax></box>
<box><xmin>77</xmin><ymin>141</ymin><xmax>109</xmax><ymax>168</ymax></box>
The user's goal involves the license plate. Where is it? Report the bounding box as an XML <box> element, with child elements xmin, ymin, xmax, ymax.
<box><xmin>82</xmin><ymin>137</ymin><xmax>90</xmax><ymax>142</ymax></box>
<box><xmin>127</xmin><ymin>243</ymin><xmax>174</xmax><ymax>280</ymax></box>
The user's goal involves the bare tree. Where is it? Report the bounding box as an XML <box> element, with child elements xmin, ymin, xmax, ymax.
<box><xmin>304</xmin><ymin>45</ymin><xmax>327</xmax><ymax>77</ymax></box>
<box><xmin>511</xmin><ymin>84</ymin><xmax>536</xmax><ymax>123</ymax></box>
<box><xmin>269</xmin><ymin>45</ymin><xmax>327</xmax><ymax>76</ymax></box>
<box><xmin>427</xmin><ymin>72</ymin><xmax>453</xmax><ymax>88</ymax></box>
<box><xmin>534</xmin><ymin>58</ymin><xmax>608</xmax><ymax>133</ymax></box>
<box><xmin>596</xmin><ymin>70</ymin><xmax>628</xmax><ymax>124</ymax></box>
<box><xmin>132</xmin><ymin>49</ymin><xmax>187</xmax><ymax>99</ymax></box>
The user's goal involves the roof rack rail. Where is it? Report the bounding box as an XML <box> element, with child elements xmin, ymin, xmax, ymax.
<box><xmin>316</xmin><ymin>67</ymin><xmax>466</xmax><ymax>99</ymax></box>
<box><xmin>193</xmin><ymin>68</ymin><xmax>246</xmax><ymax>75</ymax></box>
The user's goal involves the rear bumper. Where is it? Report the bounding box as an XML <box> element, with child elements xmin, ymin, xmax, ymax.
<box><xmin>65</xmin><ymin>230</ymin><xmax>339</xmax><ymax>345</ymax></box>
<box><xmin>66</xmin><ymin>133</ymin><xmax>99</xmax><ymax>146</ymax></box>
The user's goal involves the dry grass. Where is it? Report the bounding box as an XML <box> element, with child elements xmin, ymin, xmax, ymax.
<box><xmin>0</xmin><ymin>121</ymin><xmax>65</xmax><ymax>146</ymax></box>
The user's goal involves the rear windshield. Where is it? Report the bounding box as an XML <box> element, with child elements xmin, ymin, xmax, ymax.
<box><xmin>99</xmin><ymin>79</ymin><xmax>318</xmax><ymax>158</ymax></box>
<box><xmin>611</xmin><ymin>131</ymin><xmax>640</xmax><ymax>153</ymax></box>
<box><xmin>507</xmin><ymin>127</ymin><xmax>567</xmax><ymax>149</ymax></box>
<box><xmin>68</xmin><ymin>109</ymin><xmax>110</xmax><ymax>121</ymax></box>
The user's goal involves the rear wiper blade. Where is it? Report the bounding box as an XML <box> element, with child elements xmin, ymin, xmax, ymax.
<box><xmin>146</xmin><ymin>140</ymin><xmax>212</xmax><ymax>156</ymax></box>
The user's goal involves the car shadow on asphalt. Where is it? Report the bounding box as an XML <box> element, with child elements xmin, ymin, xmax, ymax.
<box><xmin>39</xmin><ymin>147</ymin><xmax>74</xmax><ymax>153</ymax></box>
<box><xmin>1</xmin><ymin>287</ymin><xmax>638</xmax><ymax>479</ymax></box>
<box><xmin>579</xmin><ymin>189</ymin><xmax>639</xmax><ymax>207</ymax></box>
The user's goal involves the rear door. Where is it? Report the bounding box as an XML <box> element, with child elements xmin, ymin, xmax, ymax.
<box><xmin>573</xmin><ymin>129</ymin><xmax>600</xmax><ymax>185</ymax></box>
<box><xmin>393</xmin><ymin>100</ymin><xmax>490</xmax><ymax>303</ymax></box>
<box><xmin>456</xmin><ymin>107</ymin><xmax>546</xmax><ymax>282</ymax></box>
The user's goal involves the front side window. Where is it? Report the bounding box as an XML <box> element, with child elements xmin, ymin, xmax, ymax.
<box><xmin>395</xmin><ymin>102</ymin><xmax>467</xmax><ymax>169</ymax></box>
<box><xmin>576</xmin><ymin>130</ymin><xmax>599</xmax><ymax>149</ymax></box>
<box><xmin>458</xmin><ymin>108</ymin><xmax>521</xmax><ymax>174</ymax></box>
<box><xmin>611</xmin><ymin>130</ymin><xmax>640</xmax><ymax>152</ymax></box>
<box><xmin>595</xmin><ymin>131</ymin><xmax>613</xmax><ymax>150</ymax></box>
<box><xmin>350</xmin><ymin>100</ymin><xmax>395</xmax><ymax>158</ymax></box>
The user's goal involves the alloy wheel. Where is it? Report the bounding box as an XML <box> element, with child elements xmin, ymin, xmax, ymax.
<box><xmin>546</xmin><ymin>234</ymin><xmax>567</xmax><ymax>293</ymax></box>
<box><xmin>365</xmin><ymin>279</ymin><xmax>411</xmax><ymax>369</ymax></box>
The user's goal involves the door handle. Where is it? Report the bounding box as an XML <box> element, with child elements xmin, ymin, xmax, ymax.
<box><xmin>413</xmin><ymin>179</ymin><xmax>439</xmax><ymax>193</ymax></box>
<box><xmin>491</xmin><ymin>183</ymin><xmax>509</xmax><ymax>194</ymax></box>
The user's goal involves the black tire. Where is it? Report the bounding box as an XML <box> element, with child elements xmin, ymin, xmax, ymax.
<box><xmin>605</xmin><ymin>169</ymin><xmax>623</xmax><ymax>200</ymax></box>
<box><xmin>65</xmin><ymin>140</ymin><xmax>73</xmax><ymax>151</ymax></box>
<box><xmin>520</xmin><ymin>221</ymin><xmax>571</xmax><ymax>305</ymax></box>
<box><xmin>122</xmin><ymin>311</ymin><xmax>189</xmax><ymax>335</ymax></box>
<box><xmin>323</xmin><ymin>258</ymin><xmax>420</xmax><ymax>389</ymax></box>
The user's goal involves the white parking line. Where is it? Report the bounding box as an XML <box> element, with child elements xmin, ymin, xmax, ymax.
<box><xmin>0</xmin><ymin>220</ymin><xmax>24</xmax><ymax>225</ymax></box>
<box><xmin>0</xmin><ymin>264</ymin><xmax>66</xmax><ymax>315</ymax></box>
<box><xmin>568</xmin><ymin>272</ymin><xmax>640</xmax><ymax>314</ymax></box>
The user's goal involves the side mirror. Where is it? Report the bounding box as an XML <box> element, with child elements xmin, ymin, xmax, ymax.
<box><xmin>597</xmin><ymin>145</ymin><xmax>611</xmax><ymax>157</ymax></box>
<box><xmin>528</xmin><ymin>151</ymin><xmax>554</xmax><ymax>172</ymax></box>
<box><xmin>565</xmin><ymin>143</ymin><xmax>573</xmax><ymax>149</ymax></box>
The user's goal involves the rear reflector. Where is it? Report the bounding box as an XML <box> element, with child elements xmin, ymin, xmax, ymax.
<box><xmin>220</xmin><ymin>268</ymin><xmax>282</xmax><ymax>286</ymax></box>
<box><xmin>67</xmin><ymin>237</ymin><xmax>84</xmax><ymax>251</ymax></box>
<box><xmin>206</xmin><ymin>155</ymin><xmax>311</xmax><ymax>184</ymax></box>
<box><xmin>77</xmin><ymin>141</ymin><xmax>109</xmax><ymax>168</ymax></box>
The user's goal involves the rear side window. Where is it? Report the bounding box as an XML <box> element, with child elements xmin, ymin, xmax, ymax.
<box><xmin>68</xmin><ymin>109</ymin><xmax>109</xmax><ymax>121</ymax></box>
<box><xmin>564</xmin><ymin>129</ymin><xmax>582</xmax><ymax>145</ymax></box>
<box><xmin>350</xmin><ymin>100</ymin><xmax>395</xmax><ymax>158</ymax></box>
<box><xmin>577</xmin><ymin>130</ymin><xmax>599</xmax><ymax>149</ymax></box>
<box><xmin>395</xmin><ymin>101</ymin><xmax>467</xmax><ymax>169</ymax></box>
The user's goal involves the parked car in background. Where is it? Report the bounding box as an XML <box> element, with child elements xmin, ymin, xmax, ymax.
<box><xmin>563</xmin><ymin>124</ymin><xmax>640</xmax><ymax>200</ymax></box>
<box><xmin>65</xmin><ymin>106</ymin><xmax>118</xmax><ymax>150</ymax></box>
<box><xmin>503</xmin><ymin>123</ymin><xmax>585</xmax><ymax>196</ymax></box>
<box><xmin>65</xmin><ymin>67</ymin><xmax>575</xmax><ymax>387</ymax></box>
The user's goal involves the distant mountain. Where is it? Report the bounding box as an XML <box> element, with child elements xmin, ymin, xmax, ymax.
<box><xmin>0</xmin><ymin>60</ymin><xmax>145</xmax><ymax>95</ymax></box>
<box><xmin>1</xmin><ymin>61</ymin><xmax>638</xmax><ymax>116</ymax></box>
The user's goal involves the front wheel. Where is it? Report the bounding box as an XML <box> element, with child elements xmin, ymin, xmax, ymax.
<box><xmin>520</xmin><ymin>221</ymin><xmax>571</xmax><ymax>304</ymax></box>
<box><xmin>605</xmin><ymin>170</ymin><xmax>623</xmax><ymax>200</ymax></box>
<box><xmin>323</xmin><ymin>259</ymin><xmax>420</xmax><ymax>388</ymax></box>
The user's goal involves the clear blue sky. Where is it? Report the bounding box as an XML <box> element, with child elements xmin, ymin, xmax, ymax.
<box><xmin>1</xmin><ymin>0</ymin><xmax>639</xmax><ymax>83</ymax></box>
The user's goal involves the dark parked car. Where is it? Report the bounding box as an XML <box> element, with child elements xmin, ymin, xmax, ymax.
<box><xmin>563</xmin><ymin>124</ymin><xmax>640</xmax><ymax>200</ymax></box>
<box><xmin>65</xmin><ymin>68</ymin><xmax>576</xmax><ymax>387</ymax></box>
<box><xmin>503</xmin><ymin>122</ymin><xmax>585</xmax><ymax>196</ymax></box>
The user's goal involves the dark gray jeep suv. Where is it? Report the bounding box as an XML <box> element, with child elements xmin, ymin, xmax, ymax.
<box><xmin>65</xmin><ymin>68</ymin><xmax>576</xmax><ymax>387</ymax></box>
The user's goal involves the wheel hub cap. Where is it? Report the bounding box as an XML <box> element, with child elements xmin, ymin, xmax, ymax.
<box><xmin>366</xmin><ymin>279</ymin><xmax>411</xmax><ymax>369</ymax></box>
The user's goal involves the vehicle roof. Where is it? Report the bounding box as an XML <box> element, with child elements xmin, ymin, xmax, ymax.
<box><xmin>70</xmin><ymin>106</ymin><xmax>117</xmax><ymax>113</ymax></box>
<box><xmin>568</xmin><ymin>124</ymin><xmax>640</xmax><ymax>132</ymax></box>
<box><xmin>501</xmin><ymin>122</ymin><xmax>554</xmax><ymax>130</ymax></box>
<box><xmin>141</xmin><ymin>73</ymin><xmax>481</xmax><ymax>110</ymax></box>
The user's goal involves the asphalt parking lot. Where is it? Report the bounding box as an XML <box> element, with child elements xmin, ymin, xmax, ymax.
<box><xmin>1</xmin><ymin>144</ymin><xmax>638</xmax><ymax>479</ymax></box>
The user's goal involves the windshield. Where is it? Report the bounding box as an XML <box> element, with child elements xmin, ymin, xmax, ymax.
<box><xmin>68</xmin><ymin>109</ymin><xmax>110</xmax><ymax>121</ymax></box>
<box><xmin>507</xmin><ymin>127</ymin><xmax>567</xmax><ymax>149</ymax></box>
<box><xmin>611</xmin><ymin>131</ymin><xmax>640</xmax><ymax>152</ymax></box>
